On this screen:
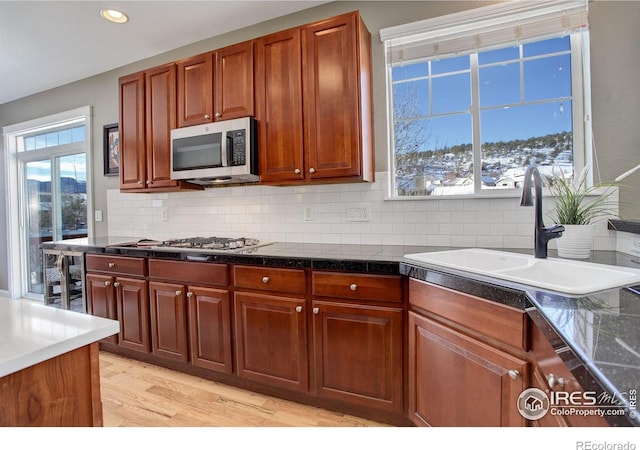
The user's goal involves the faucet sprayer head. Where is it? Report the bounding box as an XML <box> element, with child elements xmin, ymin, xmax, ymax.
<box><xmin>520</xmin><ymin>166</ymin><xmax>535</xmax><ymax>207</ymax></box>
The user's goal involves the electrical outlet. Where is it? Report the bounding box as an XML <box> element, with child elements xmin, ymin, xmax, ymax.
<box><xmin>303</xmin><ymin>205</ymin><xmax>314</xmax><ymax>221</ymax></box>
<box><xmin>347</xmin><ymin>203</ymin><xmax>371</xmax><ymax>222</ymax></box>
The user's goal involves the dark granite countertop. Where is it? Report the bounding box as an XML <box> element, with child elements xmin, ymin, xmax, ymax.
<box><xmin>42</xmin><ymin>237</ymin><xmax>640</xmax><ymax>426</ymax></box>
<box><xmin>609</xmin><ymin>219</ymin><xmax>640</xmax><ymax>235</ymax></box>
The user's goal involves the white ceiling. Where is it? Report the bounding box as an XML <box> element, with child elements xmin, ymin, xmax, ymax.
<box><xmin>0</xmin><ymin>0</ymin><xmax>328</xmax><ymax>105</ymax></box>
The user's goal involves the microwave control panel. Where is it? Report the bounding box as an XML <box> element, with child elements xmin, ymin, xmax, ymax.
<box><xmin>229</xmin><ymin>129</ymin><xmax>246</xmax><ymax>166</ymax></box>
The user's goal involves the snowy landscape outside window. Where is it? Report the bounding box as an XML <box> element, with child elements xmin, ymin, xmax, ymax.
<box><xmin>382</xmin><ymin>1</ymin><xmax>590</xmax><ymax>198</ymax></box>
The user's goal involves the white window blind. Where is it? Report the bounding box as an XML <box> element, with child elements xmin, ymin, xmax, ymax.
<box><xmin>380</xmin><ymin>0</ymin><xmax>588</xmax><ymax>63</ymax></box>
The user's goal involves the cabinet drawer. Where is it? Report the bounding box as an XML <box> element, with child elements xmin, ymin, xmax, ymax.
<box><xmin>149</xmin><ymin>259</ymin><xmax>228</xmax><ymax>286</ymax></box>
<box><xmin>86</xmin><ymin>254</ymin><xmax>147</xmax><ymax>277</ymax></box>
<box><xmin>530</xmin><ymin>323</ymin><xmax>608</xmax><ymax>426</ymax></box>
<box><xmin>409</xmin><ymin>279</ymin><xmax>526</xmax><ymax>351</ymax></box>
<box><xmin>312</xmin><ymin>272</ymin><xmax>403</xmax><ymax>303</ymax></box>
<box><xmin>234</xmin><ymin>266</ymin><xmax>306</xmax><ymax>294</ymax></box>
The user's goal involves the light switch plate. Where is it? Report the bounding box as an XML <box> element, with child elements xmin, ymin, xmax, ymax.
<box><xmin>94</xmin><ymin>210</ymin><xmax>103</xmax><ymax>222</ymax></box>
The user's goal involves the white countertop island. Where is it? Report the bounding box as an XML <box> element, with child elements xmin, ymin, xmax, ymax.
<box><xmin>0</xmin><ymin>298</ymin><xmax>119</xmax><ymax>426</ymax></box>
<box><xmin>0</xmin><ymin>298</ymin><xmax>119</xmax><ymax>378</ymax></box>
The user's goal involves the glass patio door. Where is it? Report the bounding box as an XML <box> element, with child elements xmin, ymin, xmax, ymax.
<box><xmin>24</xmin><ymin>153</ymin><xmax>87</xmax><ymax>295</ymax></box>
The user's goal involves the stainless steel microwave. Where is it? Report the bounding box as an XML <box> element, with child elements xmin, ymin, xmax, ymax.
<box><xmin>170</xmin><ymin>117</ymin><xmax>258</xmax><ymax>186</ymax></box>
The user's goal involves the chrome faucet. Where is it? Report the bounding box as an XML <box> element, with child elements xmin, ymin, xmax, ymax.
<box><xmin>520</xmin><ymin>165</ymin><xmax>565</xmax><ymax>258</ymax></box>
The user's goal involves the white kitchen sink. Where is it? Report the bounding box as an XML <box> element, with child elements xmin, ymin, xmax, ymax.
<box><xmin>404</xmin><ymin>248</ymin><xmax>640</xmax><ymax>295</ymax></box>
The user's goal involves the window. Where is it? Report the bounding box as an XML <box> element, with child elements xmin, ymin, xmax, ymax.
<box><xmin>382</xmin><ymin>1</ymin><xmax>590</xmax><ymax>198</ymax></box>
<box><xmin>3</xmin><ymin>107</ymin><xmax>92</xmax><ymax>299</ymax></box>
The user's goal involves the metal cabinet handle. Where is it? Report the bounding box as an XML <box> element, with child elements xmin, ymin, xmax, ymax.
<box><xmin>108</xmin><ymin>262</ymin><xmax>115</xmax><ymax>268</ymax></box>
<box><xmin>175</xmin><ymin>290</ymin><xmax>182</xmax><ymax>296</ymax></box>
<box><xmin>294</xmin><ymin>169</ymin><xmax>301</xmax><ymax>174</ymax></box>
<box><xmin>547</xmin><ymin>373</ymin><xmax>565</xmax><ymax>389</ymax></box>
<box><xmin>215</xmin><ymin>112</ymin><xmax>222</xmax><ymax>118</ymax></box>
<box><xmin>309</xmin><ymin>168</ymin><xmax>316</xmax><ymax>174</ymax></box>
<box><xmin>146</xmin><ymin>180</ymin><xmax>151</xmax><ymax>185</ymax></box>
<box><xmin>508</xmin><ymin>370</ymin><xmax>520</xmax><ymax>380</ymax></box>
<box><xmin>313</xmin><ymin>307</ymin><xmax>319</xmax><ymax>314</ymax></box>
<box><xmin>350</xmin><ymin>283</ymin><xmax>357</xmax><ymax>291</ymax></box>
<box><xmin>137</xmin><ymin>180</ymin><xmax>143</xmax><ymax>185</ymax></box>
<box><xmin>295</xmin><ymin>306</ymin><xmax>303</xmax><ymax>313</ymax></box>
<box><xmin>204</xmin><ymin>114</ymin><xmax>210</xmax><ymax>120</ymax></box>
<box><xmin>262</xmin><ymin>276</ymin><xmax>270</xmax><ymax>284</ymax></box>
<box><xmin>113</xmin><ymin>281</ymin><xmax>120</xmax><ymax>287</ymax></box>
<box><xmin>104</xmin><ymin>280</ymin><xmax>111</xmax><ymax>287</ymax></box>
<box><xmin>187</xmin><ymin>292</ymin><xmax>193</xmax><ymax>298</ymax></box>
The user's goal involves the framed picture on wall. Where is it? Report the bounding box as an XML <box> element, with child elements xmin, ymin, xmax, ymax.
<box><xmin>103</xmin><ymin>123</ymin><xmax>119</xmax><ymax>176</ymax></box>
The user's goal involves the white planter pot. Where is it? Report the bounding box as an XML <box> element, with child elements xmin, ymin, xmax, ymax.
<box><xmin>556</xmin><ymin>224</ymin><xmax>595</xmax><ymax>259</ymax></box>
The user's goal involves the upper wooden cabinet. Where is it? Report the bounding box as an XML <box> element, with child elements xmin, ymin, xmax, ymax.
<box><xmin>119</xmin><ymin>11</ymin><xmax>373</xmax><ymax>191</ymax></box>
<box><xmin>119</xmin><ymin>64</ymin><xmax>201</xmax><ymax>192</ymax></box>
<box><xmin>302</xmin><ymin>12</ymin><xmax>373</xmax><ymax>182</ymax></box>
<box><xmin>256</xmin><ymin>11</ymin><xmax>374</xmax><ymax>184</ymax></box>
<box><xmin>119</xmin><ymin>71</ymin><xmax>146</xmax><ymax>190</ymax></box>
<box><xmin>177</xmin><ymin>41</ymin><xmax>254</xmax><ymax>127</ymax></box>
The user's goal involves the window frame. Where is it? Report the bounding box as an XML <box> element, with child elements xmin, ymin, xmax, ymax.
<box><xmin>2</xmin><ymin>106</ymin><xmax>92</xmax><ymax>300</ymax></box>
<box><xmin>384</xmin><ymin>10</ymin><xmax>591</xmax><ymax>200</ymax></box>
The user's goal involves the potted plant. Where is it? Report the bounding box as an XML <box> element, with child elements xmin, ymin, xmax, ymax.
<box><xmin>546</xmin><ymin>164</ymin><xmax>618</xmax><ymax>259</ymax></box>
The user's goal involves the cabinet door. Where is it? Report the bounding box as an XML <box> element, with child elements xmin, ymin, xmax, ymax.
<box><xmin>302</xmin><ymin>12</ymin><xmax>372</xmax><ymax>181</ymax></box>
<box><xmin>215</xmin><ymin>41</ymin><xmax>254</xmax><ymax>120</ymax></box>
<box><xmin>234</xmin><ymin>292</ymin><xmax>308</xmax><ymax>392</ymax></box>
<box><xmin>116</xmin><ymin>277</ymin><xmax>150</xmax><ymax>353</ymax></box>
<box><xmin>255</xmin><ymin>28</ymin><xmax>304</xmax><ymax>183</ymax></box>
<box><xmin>408</xmin><ymin>312</ymin><xmax>528</xmax><ymax>427</ymax></box>
<box><xmin>149</xmin><ymin>281</ymin><xmax>188</xmax><ymax>362</ymax></box>
<box><xmin>312</xmin><ymin>300</ymin><xmax>403</xmax><ymax>412</ymax></box>
<box><xmin>177</xmin><ymin>53</ymin><xmax>213</xmax><ymax>127</ymax></box>
<box><xmin>145</xmin><ymin>63</ymin><xmax>178</xmax><ymax>189</ymax></box>
<box><xmin>119</xmin><ymin>71</ymin><xmax>146</xmax><ymax>189</ymax></box>
<box><xmin>187</xmin><ymin>286</ymin><xmax>232</xmax><ymax>373</ymax></box>
<box><xmin>86</xmin><ymin>274</ymin><xmax>118</xmax><ymax>344</ymax></box>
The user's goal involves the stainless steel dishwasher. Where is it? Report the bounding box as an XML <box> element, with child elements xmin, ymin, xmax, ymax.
<box><xmin>42</xmin><ymin>249</ymin><xmax>87</xmax><ymax>313</ymax></box>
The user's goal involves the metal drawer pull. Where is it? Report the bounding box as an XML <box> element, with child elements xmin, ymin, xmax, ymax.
<box><xmin>262</xmin><ymin>276</ymin><xmax>270</xmax><ymax>284</ymax></box>
<box><xmin>507</xmin><ymin>370</ymin><xmax>520</xmax><ymax>380</ymax></box>
<box><xmin>294</xmin><ymin>168</ymin><xmax>301</xmax><ymax>174</ymax></box>
<box><xmin>313</xmin><ymin>307</ymin><xmax>319</xmax><ymax>314</ymax></box>
<box><xmin>175</xmin><ymin>290</ymin><xmax>182</xmax><ymax>296</ymax></box>
<box><xmin>295</xmin><ymin>306</ymin><xmax>302</xmax><ymax>313</ymax></box>
<box><xmin>104</xmin><ymin>280</ymin><xmax>111</xmax><ymax>287</ymax></box>
<box><xmin>113</xmin><ymin>282</ymin><xmax>120</xmax><ymax>287</ymax></box>
<box><xmin>309</xmin><ymin>167</ymin><xmax>316</xmax><ymax>174</ymax></box>
<box><xmin>204</xmin><ymin>114</ymin><xmax>210</xmax><ymax>120</ymax></box>
<box><xmin>350</xmin><ymin>283</ymin><xmax>357</xmax><ymax>291</ymax></box>
<box><xmin>187</xmin><ymin>292</ymin><xmax>193</xmax><ymax>298</ymax></box>
<box><xmin>108</xmin><ymin>262</ymin><xmax>115</xmax><ymax>268</ymax></box>
<box><xmin>547</xmin><ymin>373</ymin><xmax>565</xmax><ymax>389</ymax></box>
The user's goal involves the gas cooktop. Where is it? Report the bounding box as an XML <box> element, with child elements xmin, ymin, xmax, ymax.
<box><xmin>155</xmin><ymin>236</ymin><xmax>268</xmax><ymax>252</ymax></box>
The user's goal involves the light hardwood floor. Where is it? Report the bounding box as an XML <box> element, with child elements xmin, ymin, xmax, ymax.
<box><xmin>99</xmin><ymin>352</ymin><xmax>388</xmax><ymax>427</ymax></box>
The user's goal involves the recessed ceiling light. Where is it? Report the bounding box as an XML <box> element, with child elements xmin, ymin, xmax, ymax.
<box><xmin>100</xmin><ymin>9</ymin><xmax>129</xmax><ymax>24</ymax></box>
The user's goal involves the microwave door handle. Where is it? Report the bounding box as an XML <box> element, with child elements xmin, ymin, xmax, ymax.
<box><xmin>226</xmin><ymin>134</ymin><xmax>234</xmax><ymax>166</ymax></box>
<box><xmin>220</xmin><ymin>131</ymin><xmax>229</xmax><ymax>167</ymax></box>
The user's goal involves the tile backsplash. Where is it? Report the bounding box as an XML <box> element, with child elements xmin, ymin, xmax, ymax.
<box><xmin>107</xmin><ymin>172</ymin><xmax>617</xmax><ymax>250</ymax></box>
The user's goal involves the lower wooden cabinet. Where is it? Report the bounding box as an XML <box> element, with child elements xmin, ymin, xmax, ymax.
<box><xmin>311</xmin><ymin>300</ymin><xmax>403</xmax><ymax>413</ymax></box>
<box><xmin>86</xmin><ymin>255</ymin><xmax>150</xmax><ymax>354</ymax></box>
<box><xmin>116</xmin><ymin>277</ymin><xmax>150</xmax><ymax>353</ymax></box>
<box><xmin>234</xmin><ymin>291</ymin><xmax>308</xmax><ymax>392</ymax></box>
<box><xmin>187</xmin><ymin>286</ymin><xmax>232</xmax><ymax>374</ymax></box>
<box><xmin>149</xmin><ymin>281</ymin><xmax>189</xmax><ymax>362</ymax></box>
<box><xmin>408</xmin><ymin>311</ymin><xmax>527</xmax><ymax>426</ymax></box>
<box><xmin>87</xmin><ymin>274</ymin><xmax>150</xmax><ymax>353</ymax></box>
<box><xmin>86</xmin><ymin>273</ymin><xmax>118</xmax><ymax>344</ymax></box>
